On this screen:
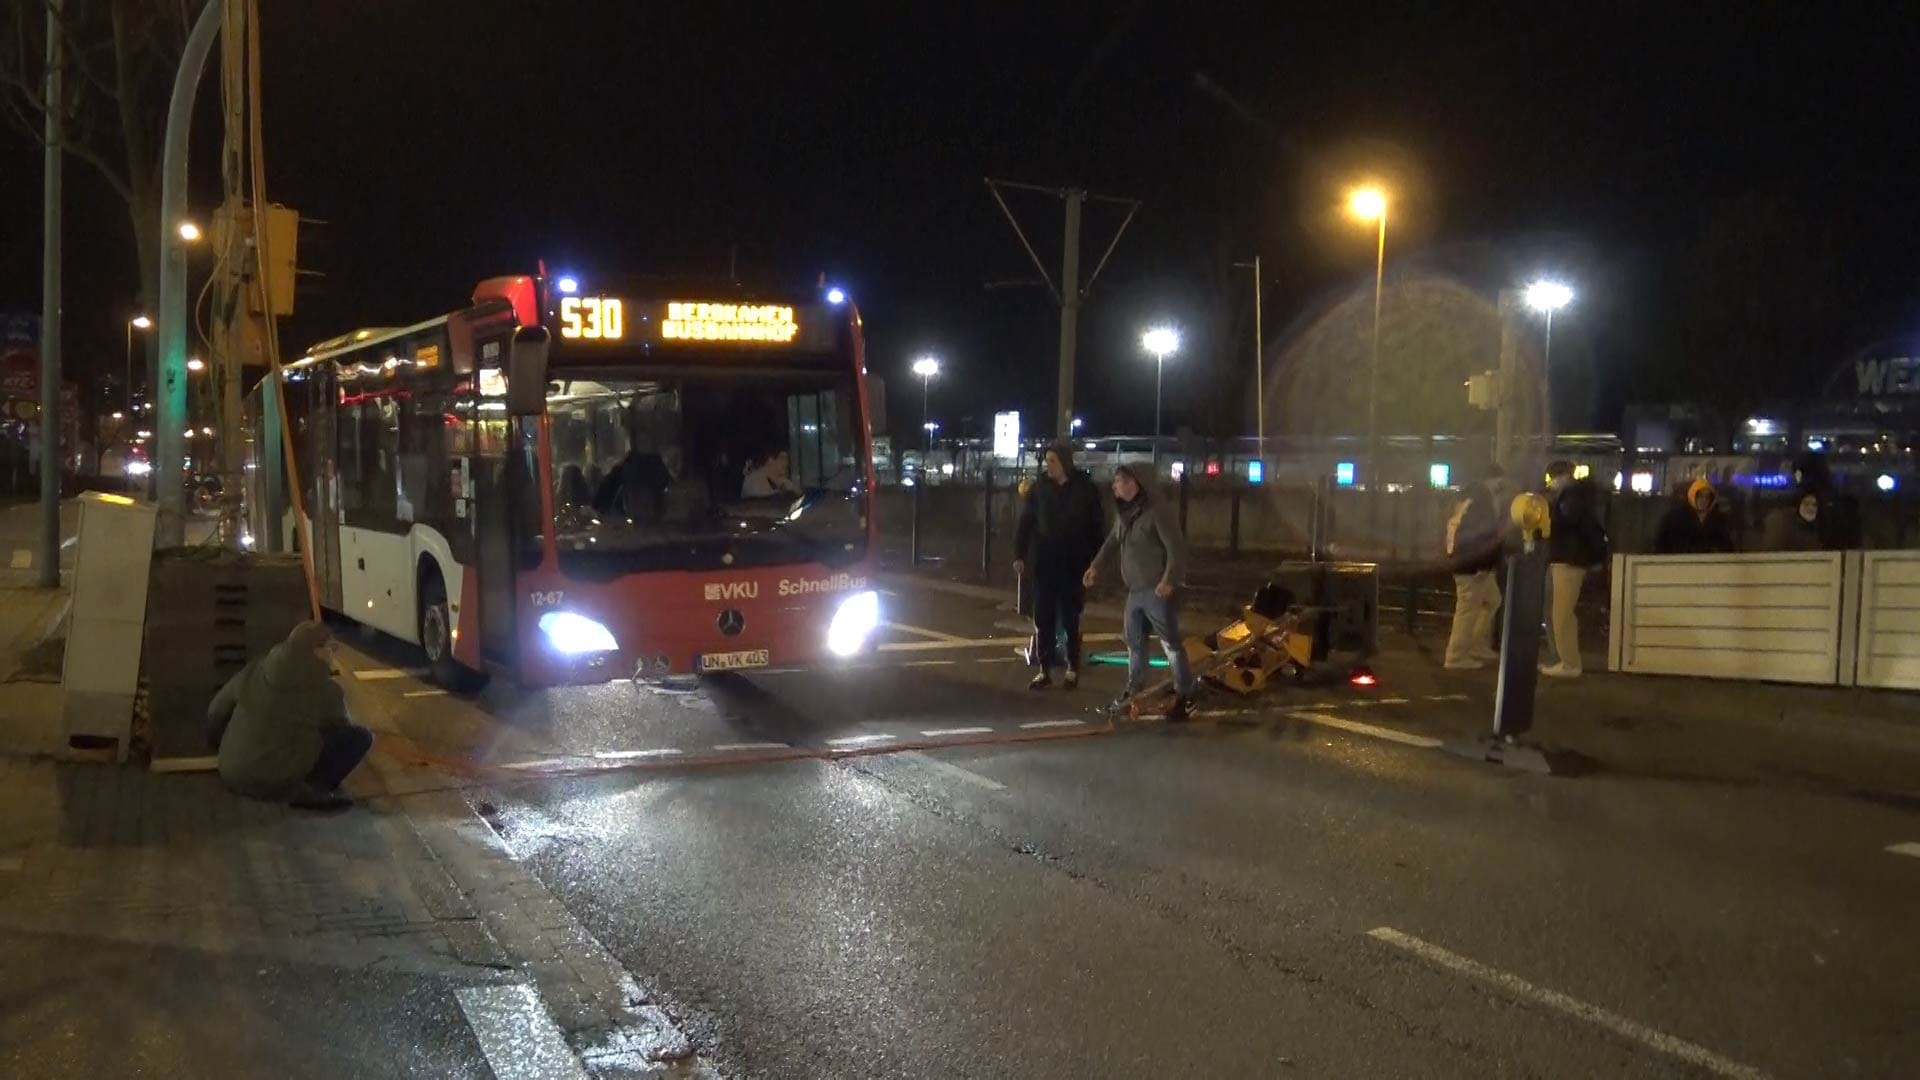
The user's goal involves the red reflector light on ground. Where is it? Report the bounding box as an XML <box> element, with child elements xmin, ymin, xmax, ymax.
<box><xmin>1349</xmin><ymin>670</ymin><xmax>1377</xmax><ymax>687</ymax></box>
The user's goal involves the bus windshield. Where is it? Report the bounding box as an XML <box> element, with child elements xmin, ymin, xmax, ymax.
<box><xmin>545</xmin><ymin>369</ymin><xmax>866</xmax><ymax>573</ymax></box>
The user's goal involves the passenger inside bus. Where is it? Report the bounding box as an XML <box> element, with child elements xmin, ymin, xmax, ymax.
<box><xmin>741</xmin><ymin>446</ymin><xmax>799</xmax><ymax>498</ymax></box>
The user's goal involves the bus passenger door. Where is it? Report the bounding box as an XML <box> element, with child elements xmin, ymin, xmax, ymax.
<box><xmin>473</xmin><ymin>448</ymin><xmax>517</xmax><ymax>672</ymax></box>
<box><xmin>309</xmin><ymin>376</ymin><xmax>344</xmax><ymax>610</ymax></box>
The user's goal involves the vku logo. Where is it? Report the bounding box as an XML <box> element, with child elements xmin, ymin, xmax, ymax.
<box><xmin>704</xmin><ymin>581</ymin><xmax>759</xmax><ymax>602</ymax></box>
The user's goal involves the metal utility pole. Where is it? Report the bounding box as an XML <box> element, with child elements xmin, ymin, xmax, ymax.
<box><xmin>1055</xmin><ymin>191</ymin><xmax>1082</xmax><ymax>442</ymax></box>
<box><xmin>1493</xmin><ymin>288</ymin><xmax>1521</xmax><ymax>472</ymax></box>
<box><xmin>38</xmin><ymin>0</ymin><xmax>63</xmax><ymax>588</ymax></box>
<box><xmin>1234</xmin><ymin>256</ymin><xmax>1265</xmax><ymax>462</ymax></box>
<box><xmin>155</xmin><ymin>0</ymin><xmax>223</xmax><ymax>548</ymax></box>
<box><xmin>985</xmin><ymin>179</ymin><xmax>1140</xmax><ymax>438</ymax></box>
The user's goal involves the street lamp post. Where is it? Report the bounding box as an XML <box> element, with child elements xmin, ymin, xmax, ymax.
<box><xmin>1233</xmin><ymin>256</ymin><xmax>1264</xmax><ymax>464</ymax></box>
<box><xmin>912</xmin><ymin>356</ymin><xmax>940</xmax><ymax>454</ymax></box>
<box><xmin>1523</xmin><ymin>281</ymin><xmax>1573</xmax><ymax>436</ymax></box>
<box><xmin>125</xmin><ymin>314</ymin><xmax>152</xmax><ymax>414</ymax></box>
<box><xmin>910</xmin><ymin>356</ymin><xmax>940</xmax><ymax>565</ymax></box>
<box><xmin>1347</xmin><ymin>186</ymin><xmax>1389</xmax><ymax>487</ymax></box>
<box><xmin>1141</xmin><ymin>327</ymin><xmax>1179</xmax><ymax>465</ymax></box>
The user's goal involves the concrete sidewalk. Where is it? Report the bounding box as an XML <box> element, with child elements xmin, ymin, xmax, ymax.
<box><xmin>0</xmin><ymin>601</ymin><xmax>710</xmax><ymax>1075</ymax></box>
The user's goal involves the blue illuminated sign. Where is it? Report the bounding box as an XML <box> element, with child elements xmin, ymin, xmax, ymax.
<box><xmin>1247</xmin><ymin>460</ymin><xmax>1265</xmax><ymax>485</ymax></box>
<box><xmin>1335</xmin><ymin>461</ymin><xmax>1356</xmax><ymax>486</ymax></box>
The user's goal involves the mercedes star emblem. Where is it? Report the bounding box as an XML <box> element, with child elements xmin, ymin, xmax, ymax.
<box><xmin>717</xmin><ymin>609</ymin><xmax>745</xmax><ymax>636</ymax></box>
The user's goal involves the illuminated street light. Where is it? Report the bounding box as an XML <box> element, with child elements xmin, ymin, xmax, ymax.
<box><xmin>177</xmin><ymin>220</ymin><xmax>202</xmax><ymax>243</ymax></box>
<box><xmin>111</xmin><ymin>411</ymin><xmax>124</xmax><ymax>420</ymax></box>
<box><xmin>825</xmin><ymin>286</ymin><xmax>847</xmax><ymax>305</ymax></box>
<box><xmin>185</xmin><ymin>356</ymin><xmax>205</xmax><ymax>372</ymax></box>
<box><xmin>555</xmin><ymin>275</ymin><xmax>579</xmax><ymax>295</ymax></box>
<box><xmin>913</xmin><ymin>356</ymin><xmax>941</xmax><ymax>453</ymax></box>
<box><xmin>1524</xmin><ymin>280</ymin><xmax>1575</xmax><ymax>432</ymax></box>
<box><xmin>125</xmin><ymin>314</ymin><xmax>153</xmax><ymax>414</ymax></box>
<box><xmin>1347</xmin><ymin>184</ymin><xmax>1389</xmax><ymax>487</ymax></box>
<box><xmin>1142</xmin><ymin>327</ymin><xmax>1180</xmax><ymax>459</ymax></box>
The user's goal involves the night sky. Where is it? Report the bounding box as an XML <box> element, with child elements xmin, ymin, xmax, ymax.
<box><xmin>4</xmin><ymin>2</ymin><xmax>1918</xmax><ymax>441</ymax></box>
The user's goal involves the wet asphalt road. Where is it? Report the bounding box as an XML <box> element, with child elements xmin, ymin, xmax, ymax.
<box><xmin>340</xmin><ymin>579</ymin><xmax>1920</xmax><ymax>1078</ymax></box>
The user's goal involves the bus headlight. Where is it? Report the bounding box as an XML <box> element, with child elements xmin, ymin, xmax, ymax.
<box><xmin>826</xmin><ymin>590</ymin><xmax>880</xmax><ymax>657</ymax></box>
<box><xmin>538</xmin><ymin>611</ymin><xmax>618</xmax><ymax>655</ymax></box>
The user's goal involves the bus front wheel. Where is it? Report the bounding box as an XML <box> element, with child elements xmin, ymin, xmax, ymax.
<box><xmin>420</xmin><ymin>577</ymin><xmax>485</xmax><ymax>692</ymax></box>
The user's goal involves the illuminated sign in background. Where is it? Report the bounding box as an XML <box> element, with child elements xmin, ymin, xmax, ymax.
<box><xmin>662</xmin><ymin>302</ymin><xmax>798</xmax><ymax>344</ymax></box>
<box><xmin>559</xmin><ymin>296</ymin><xmax>625</xmax><ymax>340</ymax></box>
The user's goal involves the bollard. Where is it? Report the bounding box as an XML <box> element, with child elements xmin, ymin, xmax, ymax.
<box><xmin>1229</xmin><ymin>485</ymin><xmax>1242</xmax><ymax>559</ymax></box>
<box><xmin>910</xmin><ymin>479</ymin><xmax>922</xmax><ymax>565</ymax></box>
<box><xmin>1444</xmin><ymin>492</ymin><xmax>1564</xmax><ymax>775</ymax></box>
<box><xmin>1491</xmin><ymin>540</ymin><xmax>1547</xmax><ymax>740</ymax></box>
<box><xmin>980</xmin><ymin>470</ymin><xmax>994</xmax><ymax>582</ymax></box>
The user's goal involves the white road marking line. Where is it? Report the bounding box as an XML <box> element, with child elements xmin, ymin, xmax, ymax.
<box><xmin>1366</xmin><ymin>927</ymin><xmax>1768</xmax><ymax>1080</ymax></box>
<box><xmin>353</xmin><ymin>668</ymin><xmax>408</xmax><ymax>681</ymax></box>
<box><xmin>877</xmin><ymin>631</ymin><xmax>1122</xmax><ymax>653</ymax></box>
<box><xmin>921</xmin><ymin>726</ymin><xmax>993</xmax><ymax>736</ymax></box>
<box><xmin>1425</xmin><ymin>693</ymin><xmax>1470</xmax><ymax>702</ymax></box>
<box><xmin>593</xmin><ymin>748</ymin><xmax>684</xmax><ymax>760</ymax></box>
<box><xmin>900</xmin><ymin>750</ymin><xmax>1006</xmax><ymax>791</ymax></box>
<box><xmin>498</xmin><ymin>758</ymin><xmax>571</xmax><ymax>771</ymax></box>
<box><xmin>455</xmin><ymin>984</ymin><xmax>590</xmax><ymax>1080</ymax></box>
<box><xmin>977</xmin><ymin>656</ymin><xmax>1019</xmax><ymax>664</ymax></box>
<box><xmin>901</xmin><ymin>659</ymin><xmax>958</xmax><ymax>667</ymax></box>
<box><xmin>1019</xmin><ymin>719</ymin><xmax>1086</xmax><ymax>730</ymax></box>
<box><xmin>884</xmin><ymin>620</ymin><xmax>968</xmax><ymax>643</ymax></box>
<box><xmin>1377</xmin><ymin>696</ymin><xmax>1411</xmax><ymax>705</ymax></box>
<box><xmin>826</xmin><ymin>733</ymin><xmax>898</xmax><ymax>747</ymax></box>
<box><xmin>403</xmin><ymin>688</ymin><xmax>448</xmax><ymax>698</ymax></box>
<box><xmin>1287</xmin><ymin>711</ymin><xmax>1443</xmax><ymax>749</ymax></box>
<box><xmin>1887</xmin><ymin>841</ymin><xmax>1920</xmax><ymax>859</ymax></box>
<box><xmin>713</xmin><ymin>741</ymin><xmax>791</xmax><ymax>752</ymax></box>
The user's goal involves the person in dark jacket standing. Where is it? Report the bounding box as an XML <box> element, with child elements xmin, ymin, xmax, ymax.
<box><xmin>1443</xmin><ymin>465</ymin><xmax>1506</xmax><ymax>670</ymax></box>
<box><xmin>1654</xmin><ymin>478</ymin><xmax>1736</xmax><ymax>554</ymax></box>
<box><xmin>1084</xmin><ymin>464</ymin><xmax>1195</xmax><ymax>718</ymax></box>
<box><xmin>1014</xmin><ymin>441</ymin><xmax>1107</xmax><ymax>689</ymax></box>
<box><xmin>1542</xmin><ymin>460</ymin><xmax>1608</xmax><ymax>678</ymax></box>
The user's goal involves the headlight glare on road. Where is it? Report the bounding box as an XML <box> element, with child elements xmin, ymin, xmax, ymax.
<box><xmin>538</xmin><ymin>611</ymin><xmax>618</xmax><ymax>655</ymax></box>
<box><xmin>827</xmin><ymin>590</ymin><xmax>880</xmax><ymax>657</ymax></box>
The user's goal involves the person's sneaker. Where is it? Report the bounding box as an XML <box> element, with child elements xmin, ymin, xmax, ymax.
<box><xmin>288</xmin><ymin>783</ymin><xmax>352</xmax><ymax>812</ymax></box>
<box><xmin>1443</xmin><ymin>658</ymin><xmax>1485</xmax><ymax>671</ymax></box>
<box><xmin>1109</xmin><ymin>691</ymin><xmax>1138</xmax><ymax>714</ymax></box>
<box><xmin>1166</xmin><ymin>696</ymin><xmax>1195</xmax><ymax>722</ymax></box>
<box><xmin>1539</xmin><ymin>663</ymin><xmax>1581</xmax><ymax>679</ymax></box>
<box><xmin>1063</xmin><ymin>669</ymin><xmax>1080</xmax><ymax>690</ymax></box>
<box><xmin>1029</xmin><ymin>671</ymin><xmax>1053</xmax><ymax>691</ymax></box>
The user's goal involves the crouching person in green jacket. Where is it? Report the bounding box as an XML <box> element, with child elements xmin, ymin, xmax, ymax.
<box><xmin>207</xmin><ymin>620</ymin><xmax>372</xmax><ymax>811</ymax></box>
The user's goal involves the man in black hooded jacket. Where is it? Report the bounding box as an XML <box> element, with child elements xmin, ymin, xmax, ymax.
<box><xmin>1014</xmin><ymin>442</ymin><xmax>1106</xmax><ymax>689</ymax></box>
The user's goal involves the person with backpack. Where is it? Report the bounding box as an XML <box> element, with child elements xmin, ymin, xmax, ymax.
<box><xmin>1542</xmin><ymin>460</ymin><xmax>1609</xmax><ymax>678</ymax></box>
<box><xmin>1443</xmin><ymin>464</ymin><xmax>1507</xmax><ymax>670</ymax></box>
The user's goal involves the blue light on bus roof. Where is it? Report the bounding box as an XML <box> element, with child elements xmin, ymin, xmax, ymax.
<box><xmin>555</xmin><ymin>275</ymin><xmax>580</xmax><ymax>295</ymax></box>
<box><xmin>826</xmin><ymin>286</ymin><xmax>847</xmax><ymax>305</ymax></box>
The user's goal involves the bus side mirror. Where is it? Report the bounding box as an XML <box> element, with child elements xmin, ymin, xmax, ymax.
<box><xmin>507</xmin><ymin>327</ymin><xmax>550</xmax><ymax>416</ymax></box>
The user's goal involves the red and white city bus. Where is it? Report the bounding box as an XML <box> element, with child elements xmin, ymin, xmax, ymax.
<box><xmin>247</xmin><ymin>271</ymin><xmax>880</xmax><ymax>688</ymax></box>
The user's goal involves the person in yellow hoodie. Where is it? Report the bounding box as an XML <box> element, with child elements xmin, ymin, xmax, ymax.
<box><xmin>207</xmin><ymin>621</ymin><xmax>371</xmax><ymax>811</ymax></box>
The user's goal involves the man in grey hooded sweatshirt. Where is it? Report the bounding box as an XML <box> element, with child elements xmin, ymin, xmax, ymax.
<box><xmin>207</xmin><ymin>620</ymin><xmax>372</xmax><ymax>810</ymax></box>
<box><xmin>1084</xmin><ymin>463</ymin><xmax>1196</xmax><ymax>718</ymax></box>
